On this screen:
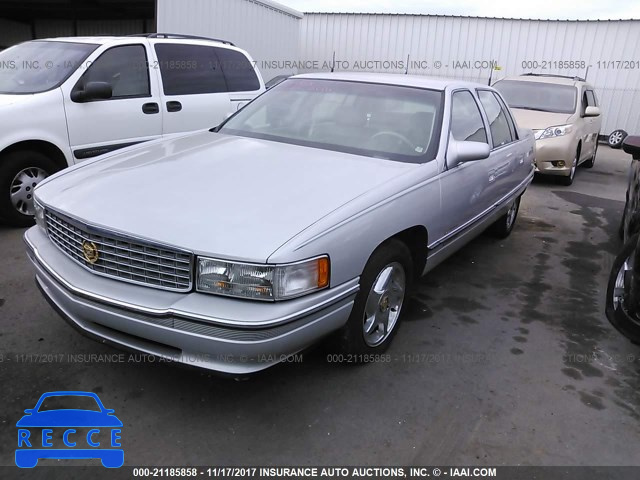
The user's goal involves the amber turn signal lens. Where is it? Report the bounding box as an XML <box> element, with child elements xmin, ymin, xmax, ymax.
<box><xmin>317</xmin><ymin>257</ymin><xmax>330</xmax><ymax>288</ymax></box>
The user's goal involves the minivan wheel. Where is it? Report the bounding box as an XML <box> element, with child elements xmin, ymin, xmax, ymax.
<box><xmin>560</xmin><ymin>153</ymin><xmax>578</xmax><ymax>186</ymax></box>
<box><xmin>608</xmin><ymin>129</ymin><xmax>628</xmax><ymax>149</ymax></box>
<box><xmin>583</xmin><ymin>143</ymin><xmax>598</xmax><ymax>169</ymax></box>
<box><xmin>333</xmin><ymin>239</ymin><xmax>412</xmax><ymax>357</ymax></box>
<box><xmin>489</xmin><ymin>196</ymin><xmax>521</xmax><ymax>238</ymax></box>
<box><xmin>0</xmin><ymin>150</ymin><xmax>56</xmax><ymax>227</ymax></box>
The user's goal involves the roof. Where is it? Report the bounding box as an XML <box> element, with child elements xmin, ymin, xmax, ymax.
<box><xmin>498</xmin><ymin>75</ymin><xmax>587</xmax><ymax>86</ymax></box>
<box><xmin>292</xmin><ymin>72</ymin><xmax>490</xmax><ymax>90</ymax></box>
<box><xmin>302</xmin><ymin>12</ymin><xmax>640</xmax><ymax>22</ymax></box>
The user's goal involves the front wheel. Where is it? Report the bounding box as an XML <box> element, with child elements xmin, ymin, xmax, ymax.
<box><xmin>0</xmin><ymin>150</ymin><xmax>56</xmax><ymax>227</ymax></box>
<box><xmin>333</xmin><ymin>239</ymin><xmax>413</xmax><ymax>356</ymax></box>
<box><xmin>560</xmin><ymin>152</ymin><xmax>578</xmax><ymax>186</ymax></box>
<box><xmin>582</xmin><ymin>142</ymin><xmax>598</xmax><ymax>169</ymax></box>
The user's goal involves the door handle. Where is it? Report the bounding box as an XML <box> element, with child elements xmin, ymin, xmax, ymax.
<box><xmin>166</xmin><ymin>101</ymin><xmax>182</xmax><ymax>112</ymax></box>
<box><xmin>142</xmin><ymin>102</ymin><xmax>159</xmax><ymax>114</ymax></box>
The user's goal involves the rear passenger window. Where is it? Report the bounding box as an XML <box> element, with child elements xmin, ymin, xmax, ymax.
<box><xmin>450</xmin><ymin>90</ymin><xmax>488</xmax><ymax>143</ymax></box>
<box><xmin>215</xmin><ymin>47</ymin><xmax>260</xmax><ymax>92</ymax></box>
<box><xmin>478</xmin><ymin>90</ymin><xmax>513</xmax><ymax>147</ymax></box>
<box><xmin>77</xmin><ymin>45</ymin><xmax>149</xmax><ymax>99</ymax></box>
<box><xmin>155</xmin><ymin>44</ymin><xmax>227</xmax><ymax>95</ymax></box>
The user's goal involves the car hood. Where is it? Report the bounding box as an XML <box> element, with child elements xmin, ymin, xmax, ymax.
<box><xmin>510</xmin><ymin>108</ymin><xmax>573</xmax><ymax>130</ymax></box>
<box><xmin>0</xmin><ymin>93</ymin><xmax>33</xmax><ymax>108</ymax></box>
<box><xmin>36</xmin><ymin>132</ymin><xmax>416</xmax><ymax>262</ymax></box>
<box><xmin>16</xmin><ymin>411</ymin><xmax>123</xmax><ymax>427</ymax></box>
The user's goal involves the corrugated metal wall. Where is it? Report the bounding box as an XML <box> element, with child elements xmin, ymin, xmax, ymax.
<box><xmin>157</xmin><ymin>0</ymin><xmax>302</xmax><ymax>82</ymax></box>
<box><xmin>300</xmin><ymin>14</ymin><xmax>640</xmax><ymax>135</ymax></box>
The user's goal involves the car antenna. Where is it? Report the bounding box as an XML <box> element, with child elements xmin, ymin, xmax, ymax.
<box><xmin>584</xmin><ymin>65</ymin><xmax>590</xmax><ymax>81</ymax></box>
<box><xmin>405</xmin><ymin>54</ymin><xmax>410</xmax><ymax>74</ymax></box>
<box><xmin>331</xmin><ymin>51</ymin><xmax>335</xmax><ymax>73</ymax></box>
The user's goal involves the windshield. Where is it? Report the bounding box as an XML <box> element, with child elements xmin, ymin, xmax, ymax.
<box><xmin>493</xmin><ymin>80</ymin><xmax>577</xmax><ymax>114</ymax></box>
<box><xmin>220</xmin><ymin>78</ymin><xmax>443</xmax><ymax>163</ymax></box>
<box><xmin>0</xmin><ymin>41</ymin><xmax>98</xmax><ymax>94</ymax></box>
<box><xmin>38</xmin><ymin>395</ymin><xmax>101</xmax><ymax>412</ymax></box>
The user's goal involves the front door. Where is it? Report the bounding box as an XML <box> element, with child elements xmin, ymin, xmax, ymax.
<box><xmin>62</xmin><ymin>43</ymin><xmax>163</xmax><ymax>162</ymax></box>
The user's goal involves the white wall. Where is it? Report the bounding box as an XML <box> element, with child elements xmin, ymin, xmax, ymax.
<box><xmin>157</xmin><ymin>0</ymin><xmax>303</xmax><ymax>81</ymax></box>
<box><xmin>300</xmin><ymin>13</ymin><xmax>640</xmax><ymax>135</ymax></box>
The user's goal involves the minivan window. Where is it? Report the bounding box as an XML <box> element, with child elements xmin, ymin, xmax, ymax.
<box><xmin>478</xmin><ymin>90</ymin><xmax>513</xmax><ymax>148</ymax></box>
<box><xmin>76</xmin><ymin>45</ymin><xmax>150</xmax><ymax>99</ymax></box>
<box><xmin>215</xmin><ymin>47</ymin><xmax>260</xmax><ymax>92</ymax></box>
<box><xmin>493</xmin><ymin>80</ymin><xmax>577</xmax><ymax>114</ymax></box>
<box><xmin>0</xmin><ymin>41</ymin><xmax>97</xmax><ymax>94</ymax></box>
<box><xmin>154</xmin><ymin>44</ymin><xmax>227</xmax><ymax>95</ymax></box>
<box><xmin>586</xmin><ymin>90</ymin><xmax>597</xmax><ymax>107</ymax></box>
<box><xmin>450</xmin><ymin>90</ymin><xmax>488</xmax><ymax>143</ymax></box>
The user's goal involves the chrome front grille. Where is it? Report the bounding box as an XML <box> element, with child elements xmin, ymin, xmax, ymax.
<box><xmin>44</xmin><ymin>210</ymin><xmax>193</xmax><ymax>292</ymax></box>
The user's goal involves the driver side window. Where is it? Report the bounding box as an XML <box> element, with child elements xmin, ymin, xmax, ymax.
<box><xmin>75</xmin><ymin>45</ymin><xmax>150</xmax><ymax>100</ymax></box>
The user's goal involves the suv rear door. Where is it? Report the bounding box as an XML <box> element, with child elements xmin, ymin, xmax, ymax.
<box><xmin>61</xmin><ymin>41</ymin><xmax>163</xmax><ymax>161</ymax></box>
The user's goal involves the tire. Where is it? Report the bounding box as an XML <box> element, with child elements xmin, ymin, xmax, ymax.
<box><xmin>560</xmin><ymin>150</ymin><xmax>578</xmax><ymax>186</ymax></box>
<box><xmin>0</xmin><ymin>150</ymin><xmax>56</xmax><ymax>227</ymax></box>
<box><xmin>333</xmin><ymin>239</ymin><xmax>413</xmax><ymax>357</ymax></box>
<box><xmin>489</xmin><ymin>196</ymin><xmax>521</xmax><ymax>238</ymax></box>
<box><xmin>582</xmin><ymin>142</ymin><xmax>598</xmax><ymax>169</ymax></box>
<box><xmin>605</xmin><ymin>234</ymin><xmax>640</xmax><ymax>345</ymax></box>
<box><xmin>609</xmin><ymin>129</ymin><xmax>628</xmax><ymax>149</ymax></box>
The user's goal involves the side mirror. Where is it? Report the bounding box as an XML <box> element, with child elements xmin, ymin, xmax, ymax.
<box><xmin>71</xmin><ymin>81</ymin><xmax>113</xmax><ymax>103</ymax></box>
<box><xmin>623</xmin><ymin>136</ymin><xmax>640</xmax><ymax>160</ymax></box>
<box><xmin>447</xmin><ymin>138</ymin><xmax>490</xmax><ymax>168</ymax></box>
<box><xmin>584</xmin><ymin>106</ymin><xmax>600</xmax><ymax>117</ymax></box>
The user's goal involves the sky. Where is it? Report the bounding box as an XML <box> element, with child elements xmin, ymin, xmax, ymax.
<box><xmin>281</xmin><ymin>0</ymin><xmax>640</xmax><ymax>20</ymax></box>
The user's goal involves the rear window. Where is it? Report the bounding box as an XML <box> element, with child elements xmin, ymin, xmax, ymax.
<box><xmin>493</xmin><ymin>80</ymin><xmax>577</xmax><ymax>114</ymax></box>
<box><xmin>154</xmin><ymin>44</ymin><xmax>259</xmax><ymax>95</ymax></box>
<box><xmin>216</xmin><ymin>48</ymin><xmax>260</xmax><ymax>92</ymax></box>
<box><xmin>154</xmin><ymin>43</ymin><xmax>227</xmax><ymax>95</ymax></box>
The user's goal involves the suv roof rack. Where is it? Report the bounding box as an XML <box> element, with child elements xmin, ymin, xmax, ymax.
<box><xmin>128</xmin><ymin>33</ymin><xmax>235</xmax><ymax>46</ymax></box>
<box><xmin>520</xmin><ymin>72</ymin><xmax>585</xmax><ymax>82</ymax></box>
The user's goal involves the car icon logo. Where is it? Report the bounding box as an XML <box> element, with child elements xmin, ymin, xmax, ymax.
<box><xmin>15</xmin><ymin>391</ymin><xmax>123</xmax><ymax>468</ymax></box>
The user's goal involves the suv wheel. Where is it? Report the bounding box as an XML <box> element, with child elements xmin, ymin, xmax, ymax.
<box><xmin>609</xmin><ymin>129</ymin><xmax>628</xmax><ymax>149</ymax></box>
<box><xmin>560</xmin><ymin>152</ymin><xmax>578</xmax><ymax>186</ymax></box>
<box><xmin>333</xmin><ymin>239</ymin><xmax>412</xmax><ymax>357</ymax></box>
<box><xmin>0</xmin><ymin>151</ymin><xmax>56</xmax><ymax>227</ymax></box>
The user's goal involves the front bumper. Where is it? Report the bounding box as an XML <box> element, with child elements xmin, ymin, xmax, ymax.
<box><xmin>25</xmin><ymin>227</ymin><xmax>357</xmax><ymax>374</ymax></box>
<box><xmin>533</xmin><ymin>134</ymin><xmax>576</xmax><ymax>176</ymax></box>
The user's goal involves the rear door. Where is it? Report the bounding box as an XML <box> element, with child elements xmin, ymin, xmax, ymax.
<box><xmin>152</xmin><ymin>42</ymin><xmax>232</xmax><ymax>135</ymax></box>
<box><xmin>62</xmin><ymin>42</ymin><xmax>163</xmax><ymax>161</ymax></box>
<box><xmin>477</xmin><ymin>89</ymin><xmax>525</xmax><ymax>199</ymax></box>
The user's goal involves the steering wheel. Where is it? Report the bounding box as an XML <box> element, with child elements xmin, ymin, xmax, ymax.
<box><xmin>370</xmin><ymin>131</ymin><xmax>414</xmax><ymax>150</ymax></box>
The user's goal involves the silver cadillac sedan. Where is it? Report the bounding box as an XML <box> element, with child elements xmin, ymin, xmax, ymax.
<box><xmin>25</xmin><ymin>72</ymin><xmax>535</xmax><ymax>374</ymax></box>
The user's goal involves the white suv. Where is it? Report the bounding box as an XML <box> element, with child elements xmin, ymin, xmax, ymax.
<box><xmin>0</xmin><ymin>33</ymin><xmax>265</xmax><ymax>226</ymax></box>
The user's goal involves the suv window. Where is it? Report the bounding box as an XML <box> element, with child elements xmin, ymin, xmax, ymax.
<box><xmin>215</xmin><ymin>47</ymin><xmax>260</xmax><ymax>92</ymax></box>
<box><xmin>155</xmin><ymin>43</ymin><xmax>227</xmax><ymax>95</ymax></box>
<box><xmin>450</xmin><ymin>90</ymin><xmax>488</xmax><ymax>143</ymax></box>
<box><xmin>478</xmin><ymin>90</ymin><xmax>513</xmax><ymax>148</ymax></box>
<box><xmin>76</xmin><ymin>45</ymin><xmax>149</xmax><ymax>99</ymax></box>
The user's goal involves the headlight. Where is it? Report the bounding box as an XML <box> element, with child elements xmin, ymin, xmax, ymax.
<box><xmin>33</xmin><ymin>198</ymin><xmax>46</xmax><ymax>231</ymax></box>
<box><xmin>197</xmin><ymin>256</ymin><xmax>330</xmax><ymax>301</ymax></box>
<box><xmin>534</xmin><ymin>124</ymin><xmax>573</xmax><ymax>140</ymax></box>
